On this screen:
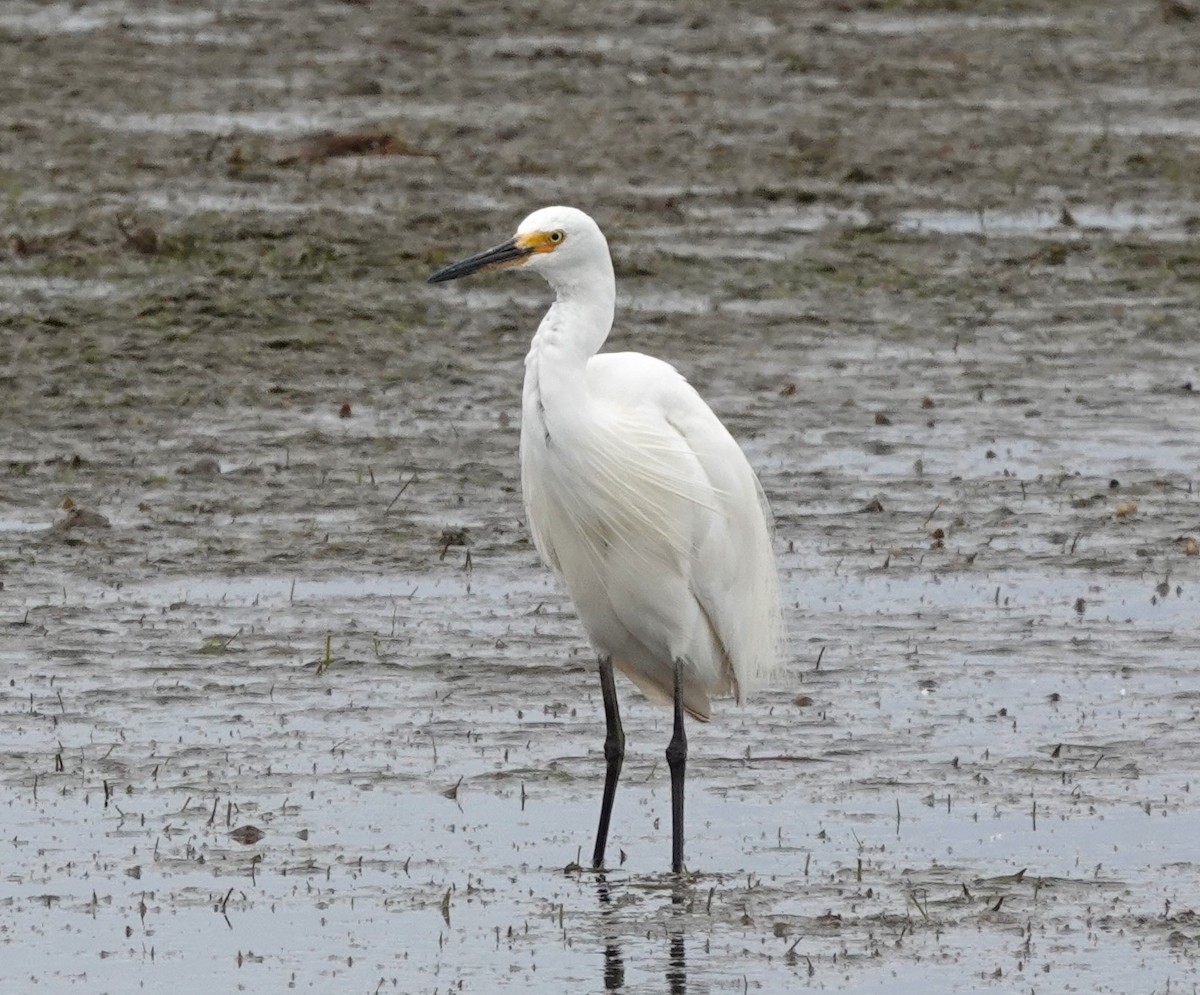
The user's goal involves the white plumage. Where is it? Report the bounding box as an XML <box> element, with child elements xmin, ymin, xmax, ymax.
<box><xmin>429</xmin><ymin>205</ymin><xmax>784</xmax><ymax>872</ymax></box>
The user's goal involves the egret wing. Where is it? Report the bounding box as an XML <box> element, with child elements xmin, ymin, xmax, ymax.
<box><xmin>658</xmin><ymin>379</ymin><xmax>784</xmax><ymax>698</ymax></box>
<box><xmin>580</xmin><ymin>353</ymin><xmax>784</xmax><ymax>699</ymax></box>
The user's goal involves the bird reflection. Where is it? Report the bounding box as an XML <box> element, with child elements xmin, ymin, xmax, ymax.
<box><xmin>596</xmin><ymin>875</ymin><xmax>625</xmax><ymax>990</ymax></box>
<box><xmin>594</xmin><ymin>875</ymin><xmax>689</xmax><ymax>994</ymax></box>
<box><xmin>667</xmin><ymin>883</ymin><xmax>687</xmax><ymax>995</ymax></box>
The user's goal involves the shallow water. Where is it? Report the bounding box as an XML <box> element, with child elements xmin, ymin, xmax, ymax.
<box><xmin>4</xmin><ymin>0</ymin><xmax>1200</xmax><ymax>992</ymax></box>
<box><xmin>895</xmin><ymin>205</ymin><xmax>1195</xmax><ymax>240</ymax></box>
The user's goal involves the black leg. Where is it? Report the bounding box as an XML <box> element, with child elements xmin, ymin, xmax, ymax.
<box><xmin>593</xmin><ymin>656</ymin><xmax>624</xmax><ymax>869</ymax></box>
<box><xmin>666</xmin><ymin>659</ymin><xmax>688</xmax><ymax>874</ymax></box>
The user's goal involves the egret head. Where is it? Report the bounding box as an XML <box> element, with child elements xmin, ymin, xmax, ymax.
<box><xmin>427</xmin><ymin>206</ymin><xmax>609</xmax><ymax>286</ymax></box>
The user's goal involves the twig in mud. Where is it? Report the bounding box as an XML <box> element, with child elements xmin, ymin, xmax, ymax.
<box><xmin>386</xmin><ymin>472</ymin><xmax>417</xmax><ymax>513</ymax></box>
<box><xmin>905</xmin><ymin>886</ymin><xmax>930</xmax><ymax>921</ymax></box>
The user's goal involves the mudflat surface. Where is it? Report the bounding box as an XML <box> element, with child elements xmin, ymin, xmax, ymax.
<box><xmin>2</xmin><ymin>2</ymin><xmax>1200</xmax><ymax>992</ymax></box>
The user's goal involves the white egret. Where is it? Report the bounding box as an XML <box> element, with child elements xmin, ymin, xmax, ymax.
<box><xmin>429</xmin><ymin>206</ymin><xmax>783</xmax><ymax>873</ymax></box>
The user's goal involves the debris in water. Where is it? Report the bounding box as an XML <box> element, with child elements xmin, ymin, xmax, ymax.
<box><xmin>117</xmin><ymin>218</ymin><xmax>160</xmax><ymax>255</ymax></box>
<box><xmin>48</xmin><ymin>507</ymin><xmax>110</xmax><ymax>533</ymax></box>
<box><xmin>229</xmin><ymin>825</ymin><xmax>265</xmax><ymax>845</ymax></box>
<box><xmin>284</xmin><ymin>132</ymin><xmax>435</xmax><ymax>164</ymax></box>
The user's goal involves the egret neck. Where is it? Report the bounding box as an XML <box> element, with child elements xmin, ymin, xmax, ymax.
<box><xmin>524</xmin><ymin>257</ymin><xmax>617</xmax><ymax>433</ymax></box>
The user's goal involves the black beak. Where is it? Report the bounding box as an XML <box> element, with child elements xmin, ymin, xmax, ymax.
<box><xmin>427</xmin><ymin>237</ymin><xmax>532</xmax><ymax>284</ymax></box>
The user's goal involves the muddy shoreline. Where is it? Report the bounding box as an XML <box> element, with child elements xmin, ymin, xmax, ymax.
<box><xmin>3</xmin><ymin>1</ymin><xmax>1200</xmax><ymax>992</ymax></box>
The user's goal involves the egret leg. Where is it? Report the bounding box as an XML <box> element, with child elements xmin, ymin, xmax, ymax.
<box><xmin>666</xmin><ymin>659</ymin><xmax>688</xmax><ymax>874</ymax></box>
<box><xmin>592</xmin><ymin>656</ymin><xmax>624</xmax><ymax>869</ymax></box>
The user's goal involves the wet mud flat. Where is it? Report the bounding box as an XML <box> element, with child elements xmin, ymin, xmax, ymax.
<box><xmin>2</xmin><ymin>0</ymin><xmax>1200</xmax><ymax>992</ymax></box>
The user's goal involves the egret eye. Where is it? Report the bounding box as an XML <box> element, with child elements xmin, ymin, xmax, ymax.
<box><xmin>548</xmin><ymin>230</ymin><xmax>565</xmax><ymax>244</ymax></box>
